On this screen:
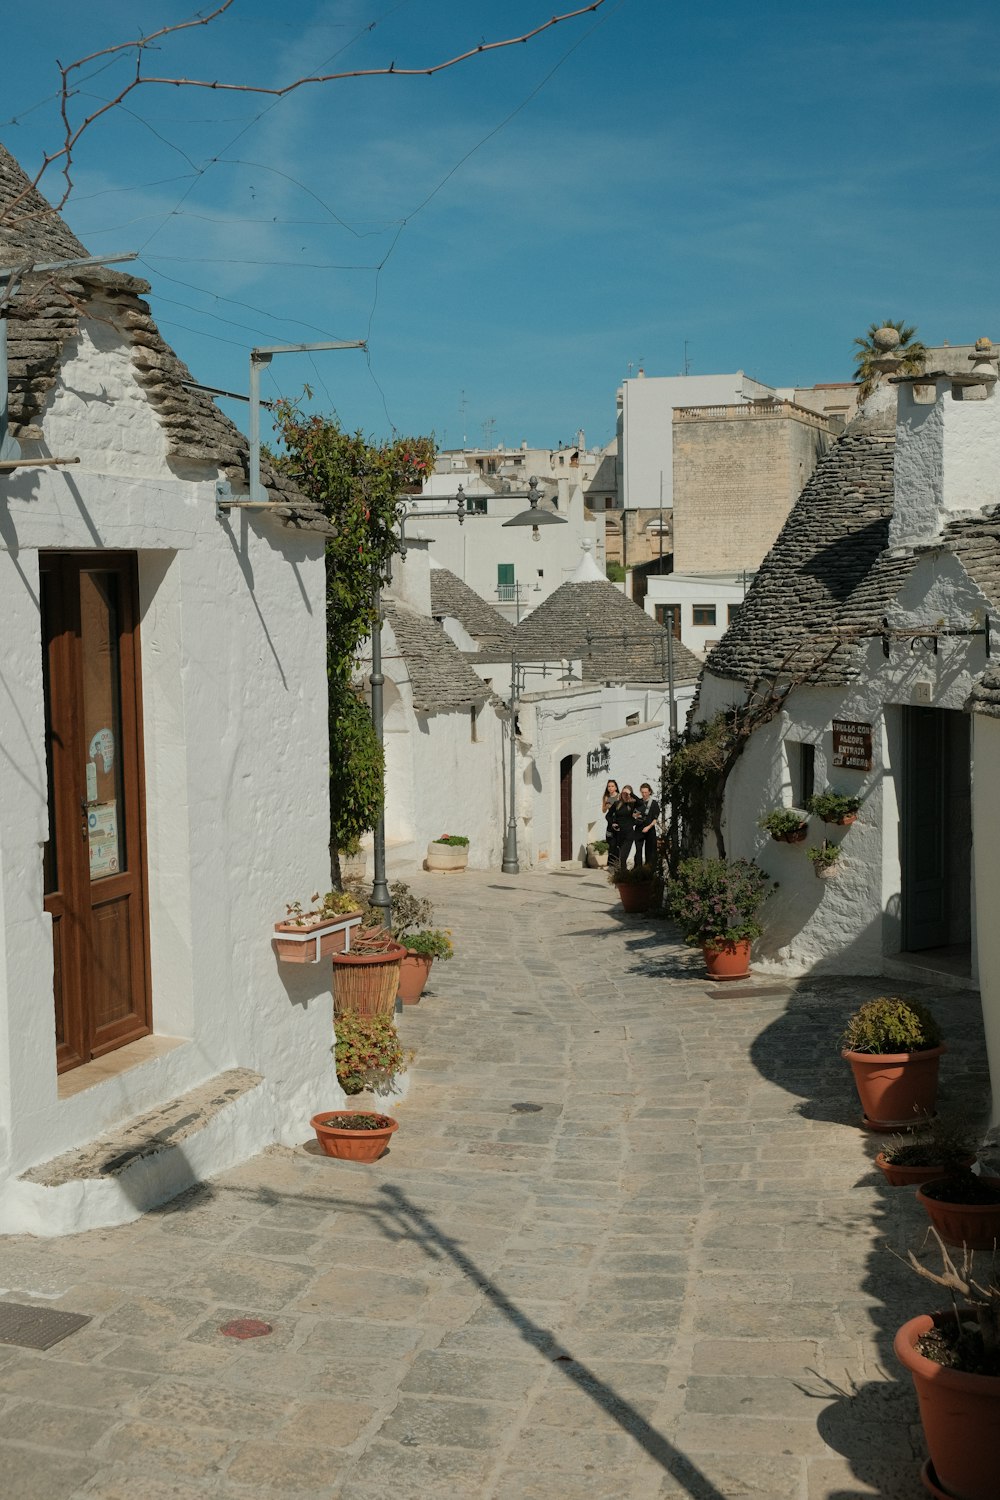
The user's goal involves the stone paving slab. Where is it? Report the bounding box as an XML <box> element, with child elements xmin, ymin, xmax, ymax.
<box><xmin>0</xmin><ymin>866</ymin><xmax>991</xmax><ymax>1498</ymax></box>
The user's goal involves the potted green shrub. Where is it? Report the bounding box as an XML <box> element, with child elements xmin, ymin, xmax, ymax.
<box><xmin>664</xmin><ymin>857</ymin><xmax>771</xmax><ymax>980</ymax></box>
<box><xmin>759</xmin><ymin>808</ymin><xmax>809</xmax><ymax>844</ymax></box>
<box><xmin>875</xmin><ymin>1118</ymin><xmax>980</xmax><ymax>1187</ymax></box>
<box><xmin>841</xmin><ymin>996</ymin><xmax>944</xmax><ymax>1130</ymax></box>
<box><xmin>334</xmin><ymin>1012</ymin><xmax>409</xmax><ymax>1097</ymax></box>
<box><xmin>587</xmin><ymin>838</ymin><xmax>610</xmax><ymax>869</ymax></box>
<box><xmin>808</xmin><ymin>841</ymin><xmax>842</xmax><ymax>879</ymax></box>
<box><xmin>426</xmin><ymin>832</ymin><xmax>470</xmax><ymax>872</ymax></box>
<box><xmin>396</xmin><ymin>928</ymin><xmax>454</xmax><ymax>1004</ymax></box>
<box><xmin>273</xmin><ymin>890</ymin><xmax>364</xmax><ymax>962</ymax></box>
<box><xmin>894</xmin><ymin>1231</ymin><xmax>1000</xmax><ymax>1500</ymax></box>
<box><xmin>807</xmin><ymin>789</ymin><xmax>861</xmax><ymax>826</ymax></box>
<box><xmin>607</xmin><ymin>860</ymin><xmax>658</xmax><ymax>913</ymax></box>
<box><xmin>310</xmin><ymin>1110</ymin><xmax>398</xmax><ymax>1162</ymax></box>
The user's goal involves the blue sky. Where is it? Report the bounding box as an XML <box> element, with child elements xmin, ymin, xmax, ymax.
<box><xmin>3</xmin><ymin>2</ymin><xmax>999</xmax><ymax>450</ymax></box>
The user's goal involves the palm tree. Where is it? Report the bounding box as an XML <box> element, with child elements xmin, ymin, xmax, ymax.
<box><xmin>853</xmin><ymin>321</ymin><xmax>927</xmax><ymax>400</ymax></box>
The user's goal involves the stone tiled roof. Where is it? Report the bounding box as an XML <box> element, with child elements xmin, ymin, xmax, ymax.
<box><xmin>429</xmin><ymin>568</ymin><xmax>514</xmax><ymax>653</ymax></box>
<box><xmin>515</xmin><ymin>579</ymin><xmax>701</xmax><ymax>684</ymax></box>
<box><xmin>938</xmin><ymin>509</ymin><xmax>1000</xmax><ymax>613</ymax></box>
<box><xmin>0</xmin><ymin>144</ymin><xmax>308</xmax><ymax>510</ymax></box>
<box><xmin>705</xmin><ymin>413</ymin><xmax>907</xmax><ymax>686</ymax></box>
<box><xmin>384</xmin><ymin>598</ymin><xmax>495</xmax><ymax>715</ymax></box>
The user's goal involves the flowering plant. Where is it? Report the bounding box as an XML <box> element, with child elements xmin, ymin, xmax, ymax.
<box><xmin>334</xmin><ymin>1013</ymin><xmax>408</xmax><ymax>1096</ymax></box>
<box><xmin>665</xmin><ymin>857</ymin><xmax>771</xmax><ymax>946</ymax></box>
<box><xmin>399</xmin><ymin>928</ymin><xmax>454</xmax><ymax>960</ymax></box>
<box><xmin>434</xmin><ymin>833</ymin><xmax>469</xmax><ymax>847</ymax></box>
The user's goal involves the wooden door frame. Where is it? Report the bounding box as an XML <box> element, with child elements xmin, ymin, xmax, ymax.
<box><xmin>559</xmin><ymin>754</ymin><xmax>574</xmax><ymax>862</ymax></box>
<box><xmin>41</xmin><ymin>552</ymin><xmax>152</xmax><ymax>1071</ymax></box>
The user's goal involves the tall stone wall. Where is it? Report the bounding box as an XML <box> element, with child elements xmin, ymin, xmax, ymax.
<box><xmin>671</xmin><ymin>404</ymin><xmax>832</xmax><ymax>574</ymax></box>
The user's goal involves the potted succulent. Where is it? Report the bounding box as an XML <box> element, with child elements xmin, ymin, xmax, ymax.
<box><xmin>396</xmin><ymin>928</ymin><xmax>454</xmax><ymax>1004</ymax></box>
<box><xmin>334</xmin><ymin>1011</ymin><xmax>409</xmax><ymax>1097</ymax></box>
<box><xmin>664</xmin><ymin>857</ymin><xmax>771</xmax><ymax>980</ymax></box>
<box><xmin>587</xmin><ymin>838</ymin><xmax>610</xmax><ymax>869</ymax></box>
<box><xmin>808</xmin><ymin>841</ymin><xmax>842</xmax><ymax>879</ymax></box>
<box><xmin>841</xmin><ymin>996</ymin><xmax>944</xmax><ymax>1130</ymax></box>
<box><xmin>273</xmin><ymin>890</ymin><xmax>363</xmax><ymax>962</ymax></box>
<box><xmin>310</xmin><ymin>1110</ymin><xmax>398</xmax><ymax>1163</ymax></box>
<box><xmin>759</xmin><ymin>808</ymin><xmax>809</xmax><ymax>844</ymax></box>
<box><xmin>917</xmin><ymin>1172</ymin><xmax>1000</xmax><ymax>1251</ymax></box>
<box><xmin>895</xmin><ymin>1231</ymin><xmax>1000</xmax><ymax>1500</ymax></box>
<box><xmin>607</xmin><ymin>860</ymin><xmax>657</xmax><ymax>913</ymax></box>
<box><xmin>807</xmin><ymin>789</ymin><xmax>861</xmax><ymax>826</ymax></box>
<box><xmin>426</xmin><ymin>833</ymin><xmax>470</xmax><ymax>872</ymax></box>
<box><xmin>875</xmin><ymin>1118</ymin><xmax>980</xmax><ymax>1187</ymax></box>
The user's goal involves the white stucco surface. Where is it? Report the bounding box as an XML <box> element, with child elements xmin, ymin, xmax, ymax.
<box><xmin>0</xmin><ymin>314</ymin><xmax>337</xmax><ymax>1231</ymax></box>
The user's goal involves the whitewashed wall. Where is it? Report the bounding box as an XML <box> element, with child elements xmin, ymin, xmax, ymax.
<box><xmin>0</xmin><ymin>312</ymin><xmax>334</xmax><ymax>1222</ymax></box>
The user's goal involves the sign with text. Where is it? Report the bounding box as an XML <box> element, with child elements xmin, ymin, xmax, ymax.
<box><xmin>831</xmin><ymin>720</ymin><xmax>872</xmax><ymax>771</ymax></box>
<box><xmin>586</xmin><ymin>746</ymin><xmax>610</xmax><ymax>776</ymax></box>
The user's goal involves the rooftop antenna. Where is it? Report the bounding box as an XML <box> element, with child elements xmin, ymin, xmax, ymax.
<box><xmin>683</xmin><ymin>340</ymin><xmax>692</xmax><ymax>376</ymax></box>
<box><xmin>459</xmin><ymin>388</ymin><xmax>468</xmax><ymax>448</ymax></box>
<box><xmin>482</xmin><ymin>415</ymin><xmax>496</xmax><ymax>449</ymax></box>
<box><xmin>627</xmin><ymin>361</ymin><xmax>634</xmax><ymax>378</ymax></box>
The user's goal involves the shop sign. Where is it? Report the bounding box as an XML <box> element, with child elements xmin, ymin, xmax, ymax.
<box><xmin>586</xmin><ymin>746</ymin><xmax>610</xmax><ymax>775</ymax></box>
<box><xmin>831</xmin><ymin>719</ymin><xmax>872</xmax><ymax>771</ymax></box>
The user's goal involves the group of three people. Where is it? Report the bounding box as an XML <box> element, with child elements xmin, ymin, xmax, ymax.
<box><xmin>602</xmin><ymin>779</ymin><xmax>660</xmax><ymax>870</ymax></box>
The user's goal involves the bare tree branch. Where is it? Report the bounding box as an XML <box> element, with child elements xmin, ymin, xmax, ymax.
<box><xmin>3</xmin><ymin>2</ymin><xmax>607</xmax><ymax>226</ymax></box>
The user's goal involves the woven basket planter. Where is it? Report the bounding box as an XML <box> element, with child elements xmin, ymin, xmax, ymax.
<box><xmin>332</xmin><ymin>943</ymin><xmax>406</xmax><ymax>1018</ymax></box>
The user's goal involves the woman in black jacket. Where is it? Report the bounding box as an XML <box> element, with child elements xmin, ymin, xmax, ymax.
<box><xmin>634</xmin><ymin>781</ymin><xmax>661</xmax><ymax>868</ymax></box>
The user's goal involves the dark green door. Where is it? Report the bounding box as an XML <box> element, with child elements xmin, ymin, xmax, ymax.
<box><xmin>901</xmin><ymin>707</ymin><xmax>948</xmax><ymax>950</ymax></box>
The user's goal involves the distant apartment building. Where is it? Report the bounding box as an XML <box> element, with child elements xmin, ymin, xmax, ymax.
<box><xmin>435</xmin><ymin>435</ymin><xmax>617</xmax><ymax>510</ymax></box>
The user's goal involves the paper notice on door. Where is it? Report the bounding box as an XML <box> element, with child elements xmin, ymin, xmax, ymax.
<box><xmin>88</xmin><ymin>800</ymin><xmax>120</xmax><ymax>880</ymax></box>
<box><xmin>86</xmin><ymin>760</ymin><xmax>98</xmax><ymax>803</ymax></box>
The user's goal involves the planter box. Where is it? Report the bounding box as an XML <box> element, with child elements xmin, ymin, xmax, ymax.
<box><xmin>425</xmin><ymin>841</ymin><xmax>469</xmax><ymax>872</ymax></box>
<box><xmin>273</xmin><ymin>911</ymin><xmax>363</xmax><ymax>963</ymax></box>
<box><xmin>586</xmin><ymin>848</ymin><xmax>609</xmax><ymax>868</ymax></box>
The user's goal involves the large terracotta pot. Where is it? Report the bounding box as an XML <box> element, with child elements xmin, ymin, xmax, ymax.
<box><xmin>702</xmin><ymin>938</ymin><xmax>751</xmax><ymax>981</ymax></box>
<box><xmin>310</xmin><ymin>1111</ymin><xmax>398</xmax><ymax>1163</ymax></box>
<box><xmin>425</xmin><ymin>841</ymin><xmax>469</xmax><ymax>872</ymax></box>
<box><xmin>616</xmin><ymin>881</ymin><xmax>654</xmax><ymax>913</ymax></box>
<box><xmin>331</xmin><ymin>943</ymin><xmax>406</xmax><ymax>1018</ymax></box>
<box><xmin>874</xmin><ymin>1153</ymin><xmax>977</xmax><ymax>1188</ymax></box>
<box><xmin>842</xmin><ymin>1044</ymin><xmax>945</xmax><ymax>1130</ymax></box>
<box><xmin>895</xmin><ymin>1310</ymin><xmax>1000</xmax><ymax>1500</ymax></box>
<box><xmin>397</xmin><ymin>952</ymin><xmax>433</xmax><ymax>1005</ymax></box>
<box><xmin>916</xmin><ymin>1176</ymin><xmax>1000</xmax><ymax>1251</ymax></box>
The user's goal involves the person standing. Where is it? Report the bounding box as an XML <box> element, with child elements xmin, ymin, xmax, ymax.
<box><xmin>615</xmin><ymin>785</ymin><xmax>636</xmax><ymax>869</ymax></box>
<box><xmin>635</xmin><ymin>781</ymin><xmax>661</xmax><ymax>868</ymax></box>
<box><xmin>602</xmin><ymin>780</ymin><xmax>622</xmax><ymax>865</ymax></box>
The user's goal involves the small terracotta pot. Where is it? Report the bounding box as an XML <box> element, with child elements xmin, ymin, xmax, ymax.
<box><xmin>772</xmin><ymin>825</ymin><xmax>808</xmax><ymax>844</ymax></box>
<box><xmin>895</xmin><ymin>1310</ymin><xmax>1000</xmax><ymax>1500</ymax></box>
<box><xmin>874</xmin><ymin>1152</ymin><xmax>977</xmax><ymax>1188</ymax></box>
<box><xmin>916</xmin><ymin>1175</ymin><xmax>1000</xmax><ymax>1251</ymax></box>
<box><xmin>702</xmin><ymin>938</ymin><xmax>751</xmax><ymax>981</ymax></box>
<box><xmin>616</xmin><ymin>881</ymin><xmax>654</xmax><ymax>913</ymax></box>
<box><xmin>310</xmin><ymin>1111</ymin><xmax>398</xmax><ymax>1163</ymax></box>
<box><xmin>842</xmin><ymin>1044</ymin><xmax>945</xmax><ymax>1130</ymax></box>
<box><xmin>397</xmin><ymin>952</ymin><xmax>433</xmax><ymax>1004</ymax></box>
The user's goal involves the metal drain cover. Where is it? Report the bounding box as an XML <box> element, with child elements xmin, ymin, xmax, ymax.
<box><xmin>0</xmin><ymin>1302</ymin><xmax>92</xmax><ymax>1350</ymax></box>
<box><xmin>511</xmin><ymin>1103</ymin><xmax>544</xmax><ymax>1114</ymax></box>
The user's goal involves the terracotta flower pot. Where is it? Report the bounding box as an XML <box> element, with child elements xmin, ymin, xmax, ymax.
<box><xmin>874</xmin><ymin>1152</ymin><xmax>977</xmax><ymax>1188</ymax></box>
<box><xmin>616</xmin><ymin>881</ymin><xmax>654</xmax><ymax>913</ymax></box>
<box><xmin>310</xmin><ymin>1111</ymin><xmax>398</xmax><ymax>1163</ymax></box>
<box><xmin>916</xmin><ymin>1176</ymin><xmax>1000</xmax><ymax>1251</ymax></box>
<box><xmin>273</xmin><ymin>911</ymin><xmax>363</xmax><ymax>962</ymax></box>
<box><xmin>895</xmin><ymin>1310</ymin><xmax>1000</xmax><ymax>1500</ymax></box>
<box><xmin>702</xmin><ymin>938</ymin><xmax>752</xmax><ymax>981</ymax></box>
<box><xmin>773</xmin><ymin>826</ymin><xmax>808</xmax><ymax>844</ymax></box>
<box><xmin>331</xmin><ymin>943</ymin><xmax>406</xmax><ymax>1018</ymax></box>
<box><xmin>397</xmin><ymin>952</ymin><xmax>433</xmax><ymax>1005</ymax></box>
<box><xmin>842</xmin><ymin>1044</ymin><xmax>945</xmax><ymax>1130</ymax></box>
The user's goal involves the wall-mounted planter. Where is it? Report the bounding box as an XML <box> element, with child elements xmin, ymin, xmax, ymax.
<box><xmin>425</xmin><ymin>841</ymin><xmax>469</xmax><ymax>872</ymax></box>
<box><xmin>772</xmin><ymin>825</ymin><xmax>809</xmax><ymax>844</ymax></box>
<box><xmin>273</xmin><ymin>912</ymin><xmax>363</xmax><ymax>963</ymax></box>
<box><xmin>822</xmin><ymin>813</ymin><xmax>857</xmax><ymax>827</ymax></box>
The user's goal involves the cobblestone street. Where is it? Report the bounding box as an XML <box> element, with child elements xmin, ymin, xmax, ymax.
<box><xmin>0</xmin><ymin>867</ymin><xmax>990</xmax><ymax>1499</ymax></box>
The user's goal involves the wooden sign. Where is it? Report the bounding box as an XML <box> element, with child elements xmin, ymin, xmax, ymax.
<box><xmin>831</xmin><ymin>719</ymin><xmax>872</xmax><ymax>771</ymax></box>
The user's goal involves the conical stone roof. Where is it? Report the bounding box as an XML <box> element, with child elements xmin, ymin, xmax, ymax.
<box><xmin>516</xmin><ymin>577</ymin><xmax>700</xmax><ymax>684</ymax></box>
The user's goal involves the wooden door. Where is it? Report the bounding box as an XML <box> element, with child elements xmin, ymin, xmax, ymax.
<box><xmin>41</xmin><ymin>554</ymin><xmax>151</xmax><ymax>1071</ymax></box>
<box><xmin>560</xmin><ymin>755</ymin><xmax>573</xmax><ymax>862</ymax></box>
<box><xmin>901</xmin><ymin>706</ymin><xmax>948</xmax><ymax>951</ymax></box>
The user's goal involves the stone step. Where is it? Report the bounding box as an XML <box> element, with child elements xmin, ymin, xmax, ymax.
<box><xmin>1</xmin><ymin>1069</ymin><xmax>271</xmax><ymax>1237</ymax></box>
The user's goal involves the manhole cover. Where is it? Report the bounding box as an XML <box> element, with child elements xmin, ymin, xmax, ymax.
<box><xmin>511</xmin><ymin>1103</ymin><xmax>544</xmax><ymax>1114</ymax></box>
<box><xmin>0</xmin><ymin>1303</ymin><xmax>91</xmax><ymax>1351</ymax></box>
<box><xmin>218</xmin><ymin>1318</ymin><xmax>273</xmax><ymax>1340</ymax></box>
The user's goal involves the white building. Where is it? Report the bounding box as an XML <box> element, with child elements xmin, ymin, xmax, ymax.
<box><xmin>689</xmin><ymin>341</ymin><xmax>1000</xmax><ymax>1123</ymax></box>
<box><xmin>644</xmin><ymin>572</ymin><xmax>750</xmax><ymax>658</ymax></box>
<box><xmin>616</xmin><ymin>369</ymin><xmax>774</xmax><ymax>512</ymax></box>
<box><xmin>0</xmin><ymin>147</ymin><xmax>336</xmax><ymax>1234</ymax></box>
